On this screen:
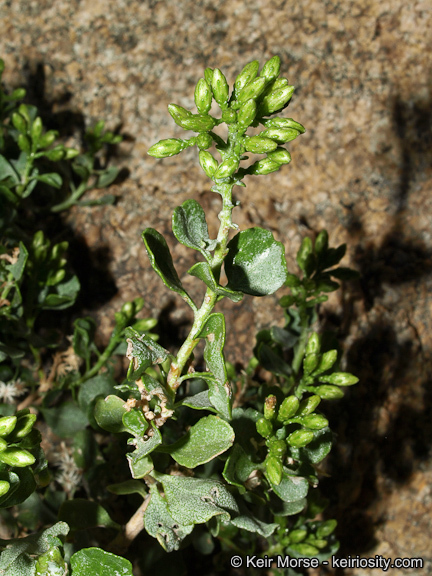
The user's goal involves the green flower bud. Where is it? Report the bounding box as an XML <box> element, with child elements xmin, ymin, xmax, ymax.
<box><xmin>18</xmin><ymin>103</ymin><xmax>30</xmax><ymax>123</ymax></box>
<box><xmin>199</xmin><ymin>151</ymin><xmax>218</xmax><ymax>178</ymax></box>
<box><xmin>10</xmin><ymin>87</ymin><xmax>26</xmax><ymax>100</ymax></box>
<box><xmin>0</xmin><ymin>447</ymin><xmax>36</xmax><ymax>467</ymax></box>
<box><xmin>296</xmin><ymin>236</ymin><xmax>315</xmax><ymax>276</ymax></box>
<box><xmin>213</xmin><ymin>157</ymin><xmax>239</xmax><ymax>179</ymax></box>
<box><xmin>258</xmin><ymin>84</ymin><xmax>295</xmax><ymax>116</ymax></box>
<box><xmin>303</xmin><ymin>353</ymin><xmax>320</xmax><ymax>374</ymax></box>
<box><xmin>211</xmin><ymin>68</ymin><xmax>229</xmax><ymax>108</ymax></box>
<box><xmin>266</xmin><ymin>148</ymin><xmax>291</xmax><ymax>164</ymax></box>
<box><xmin>204</xmin><ymin>67</ymin><xmax>214</xmax><ymax>85</ymax></box>
<box><xmin>196</xmin><ymin>133</ymin><xmax>213</xmax><ymax>149</ymax></box>
<box><xmin>234</xmin><ymin>60</ymin><xmax>259</xmax><ymax>96</ymax></box>
<box><xmin>0</xmin><ymin>416</ymin><xmax>17</xmax><ymax>437</ymax></box>
<box><xmin>313</xmin><ymin>232</ymin><xmax>328</xmax><ymax>258</ymax></box>
<box><xmin>261</xmin><ymin>127</ymin><xmax>300</xmax><ymax>143</ymax></box>
<box><xmin>262</xmin><ymin>117</ymin><xmax>306</xmax><ymax>133</ymax></box>
<box><xmin>301</xmin><ymin>413</ymin><xmax>329</xmax><ymax>430</ymax></box>
<box><xmin>64</xmin><ymin>148</ymin><xmax>80</xmax><ymax>159</ymax></box>
<box><xmin>237</xmin><ymin>77</ymin><xmax>266</xmax><ymax>104</ymax></box>
<box><xmin>9</xmin><ymin>413</ymin><xmax>36</xmax><ymax>439</ymax></box>
<box><xmin>31</xmin><ymin>116</ymin><xmax>43</xmax><ymax>143</ymax></box>
<box><xmin>284</xmin><ymin>273</ymin><xmax>300</xmax><ymax>288</ymax></box>
<box><xmin>256</xmin><ymin>417</ymin><xmax>273</xmax><ymax>439</ymax></box>
<box><xmin>244</xmin><ymin>136</ymin><xmax>278</xmax><ymax>154</ymax></box>
<box><xmin>0</xmin><ymin>438</ymin><xmax>7</xmax><ymax>452</ymax></box>
<box><xmin>311</xmin><ymin>539</ymin><xmax>328</xmax><ymax>549</ymax></box>
<box><xmin>314</xmin><ymin>385</ymin><xmax>344</xmax><ymax>399</ymax></box>
<box><xmin>168</xmin><ymin>103</ymin><xmax>191</xmax><ymax>127</ymax></box>
<box><xmin>221</xmin><ymin>109</ymin><xmax>237</xmax><ymax>124</ymax></box>
<box><xmin>316</xmin><ymin>519</ymin><xmax>337</xmax><ymax>538</ymax></box>
<box><xmin>267</xmin><ymin>438</ymin><xmax>287</xmax><ymax>458</ymax></box>
<box><xmin>264</xmin><ymin>395</ymin><xmax>277</xmax><ymax>420</ymax></box>
<box><xmin>306</xmin><ymin>332</ymin><xmax>320</xmax><ymax>356</ymax></box>
<box><xmin>121</xmin><ymin>302</ymin><xmax>135</xmax><ymax>317</ymax></box>
<box><xmin>180</xmin><ymin>114</ymin><xmax>216</xmax><ymax>132</ymax></box>
<box><xmin>194</xmin><ymin>78</ymin><xmax>212</xmax><ymax>114</ymax></box>
<box><xmin>265</xmin><ymin>454</ymin><xmax>283</xmax><ymax>485</ymax></box>
<box><xmin>237</xmin><ymin>99</ymin><xmax>257</xmax><ymax>127</ymax></box>
<box><xmin>260</xmin><ymin>55</ymin><xmax>281</xmax><ymax>82</ymax></box>
<box><xmin>320</xmin><ymin>372</ymin><xmax>359</xmax><ymax>386</ymax></box>
<box><xmin>0</xmin><ymin>480</ymin><xmax>10</xmax><ymax>497</ymax></box>
<box><xmin>287</xmin><ymin>429</ymin><xmax>314</xmax><ymax>447</ymax></box>
<box><xmin>51</xmin><ymin>241</ymin><xmax>68</xmax><ymax>261</ymax></box>
<box><xmin>314</xmin><ymin>349</ymin><xmax>338</xmax><ymax>375</ymax></box>
<box><xmin>47</xmin><ymin>269</ymin><xmax>66</xmax><ymax>286</ymax></box>
<box><xmin>148</xmin><ymin>138</ymin><xmax>187</xmax><ymax>158</ymax></box>
<box><xmin>297</xmin><ymin>395</ymin><xmax>321</xmax><ymax>416</ymax></box>
<box><xmin>289</xmin><ymin>529</ymin><xmax>307</xmax><ymax>543</ymax></box>
<box><xmin>249</xmin><ymin>158</ymin><xmax>281</xmax><ymax>175</ymax></box>
<box><xmin>278</xmin><ymin>395</ymin><xmax>300</xmax><ymax>421</ymax></box>
<box><xmin>11</xmin><ymin>112</ymin><xmax>27</xmax><ymax>133</ymax></box>
<box><xmin>38</xmin><ymin>130</ymin><xmax>58</xmax><ymax>149</ymax></box>
<box><xmin>45</xmin><ymin>147</ymin><xmax>65</xmax><ymax>162</ymax></box>
<box><xmin>17</xmin><ymin>134</ymin><xmax>31</xmax><ymax>153</ymax></box>
<box><xmin>290</xmin><ymin>543</ymin><xmax>319</xmax><ymax>556</ymax></box>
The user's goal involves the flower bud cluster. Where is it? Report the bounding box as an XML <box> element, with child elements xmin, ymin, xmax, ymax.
<box><xmin>301</xmin><ymin>332</ymin><xmax>359</xmax><ymax>398</ymax></box>
<box><xmin>0</xmin><ymin>409</ymin><xmax>39</xmax><ymax>498</ymax></box>
<box><xmin>256</xmin><ymin>390</ymin><xmax>329</xmax><ymax>486</ymax></box>
<box><xmin>147</xmin><ymin>55</ymin><xmax>305</xmax><ymax>184</ymax></box>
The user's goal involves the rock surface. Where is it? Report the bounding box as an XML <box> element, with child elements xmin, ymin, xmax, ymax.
<box><xmin>1</xmin><ymin>0</ymin><xmax>431</xmax><ymax>573</ymax></box>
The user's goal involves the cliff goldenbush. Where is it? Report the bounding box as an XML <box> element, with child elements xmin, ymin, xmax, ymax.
<box><xmin>0</xmin><ymin>56</ymin><xmax>358</xmax><ymax>575</ymax></box>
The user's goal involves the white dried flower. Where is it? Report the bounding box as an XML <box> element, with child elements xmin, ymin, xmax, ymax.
<box><xmin>0</xmin><ymin>379</ymin><xmax>28</xmax><ymax>404</ymax></box>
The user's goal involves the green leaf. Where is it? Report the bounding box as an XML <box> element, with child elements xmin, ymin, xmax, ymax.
<box><xmin>196</xmin><ymin>313</ymin><xmax>232</xmax><ymax>419</ymax></box>
<box><xmin>72</xmin><ymin>317</ymin><xmax>96</xmax><ymax>360</ymax></box>
<box><xmin>178</xmin><ymin>390</ymin><xmax>216</xmax><ymax>412</ymax></box>
<box><xmin>222</xmin><ymin>444</ymin><xmax>257</xmax><ymax>493</ymax></box>
<box><xmin>125</xmin><ymin>327</ymin><xmax>170</xmax><ymax>382</ymax></box>
<box><xmin>289</xmin><ymin>427</ymin><xmax>333</xmax><ymax>465</ymax></box>
<box><xmin>42</xmin><ymin>275</ymin><xmax>80</xmax><ymax>310</ymax></box>
<box><xmin>142</xmin><ymin>228</ymin><xmax>195</xmax><ymax>308</ymax></box>
<box><xmin>155</xmin><ymin>474</ymin><xmax>239</xmax><ymax>526</ymax></box>
<box><xmin>231</xmin><ymin>512</ymin><xmax>278</xmax><ymax>538</ymax></box>
<box><xmin>329</xmin><ymin>266</ymin><xmax>360</xmax><ymax>281</ymax></box>
<box><xmin>59</xmin><ymin>499</ymin><xmax>120</xmax><ymax>531</ymax></box>
<box><xmin>269</xmin><ymin>469</ymin><xmax>309</xmax><ymax>503</ymax></box>
<box><xmin>93</xmin><ymin>395</ymin><xmax>128</xmax><ymax>433</ymax></box>
<box><xmin>270</xmin><ymin>498</ymin><xmax>307</xmax><ymax>517</ymax></box>
<box><xmin>127</xmin><ymin>426</ymin><xmax>162</xmax><ymax>477</ymax></box>
<box><xmin>127</xmin><ymin>454</ymin><xmax>154</xmax><ymax>479</ymax></box>
<box><xmin>144</xmin><ymin>485</ymin><xmax>194</xmax><ymax>552</ymax></box>
<box><xmin>70</xmin><ymin>548</ymin><xmax>133</xmax><ymax>576</ymax></box>
<box><xmin>162</xmin><ymin>416</ymin><xmax>234</xmax><ymax>468</ymax></box>
<box><xmin>0</xmin><ymin>468</ymin><xmax>36</xmax><ymax>509</ymax></box>
<box><xmin>5</xmin><ymin>242</ymin><xmax>28</xmax><ymax>281</ymax></box>
<box><xmin>188</xmin><ymin>262</ymin><xmax>243</xmax><ymax>302</ymax></box>
<box><xmin>107</xmin><ymin>480</ymin><xmax>148</xmax><ymax>499</ymax></box>
<box><xmin>78</xmin><ymin>374</ymin><xmax>117</xmax><ymax>428</ymax></box>
<box><xmin>40</xmin><ymin>403</ymin><xmax>88</xmax><ymax>438</ymax></box>
<box><xmin>0</xmin><ymin>522</ymin><xmax>69</xmax><ymax>574</ymax></box>
<box><xmin>36</xmin><ymin>173</ymin><xmax>62</xmax><ymax>189</ymax></box>
<box><xmin>225</xmin><ymin>228</ymin><xmax>288</xmax><ymax>296</ymax></box>
<box><xmin>172</xmin><ymin>199</ymin><xmax>213</xmax><ymax>257</ymax></box>
<box><xmin>96</xmin><ymin>166</ymin><xmax>119</xmax><ymax>188</ymax></box>
<box><xmin>0</xmin><ymin>155</ymin><xmax>20</xmax><ymax>185</ymax></box>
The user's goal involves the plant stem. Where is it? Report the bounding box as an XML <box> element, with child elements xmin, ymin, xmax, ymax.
<box><xmin>291</xmin><ymin>304</ymin><xmax>310</xmax><ymax>377</ymax></box>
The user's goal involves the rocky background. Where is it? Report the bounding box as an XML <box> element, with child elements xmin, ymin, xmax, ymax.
<box><xmin>1</xmin><ymin>0</ymin><xmax>431</xmax><ymax>574</ymax></box>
